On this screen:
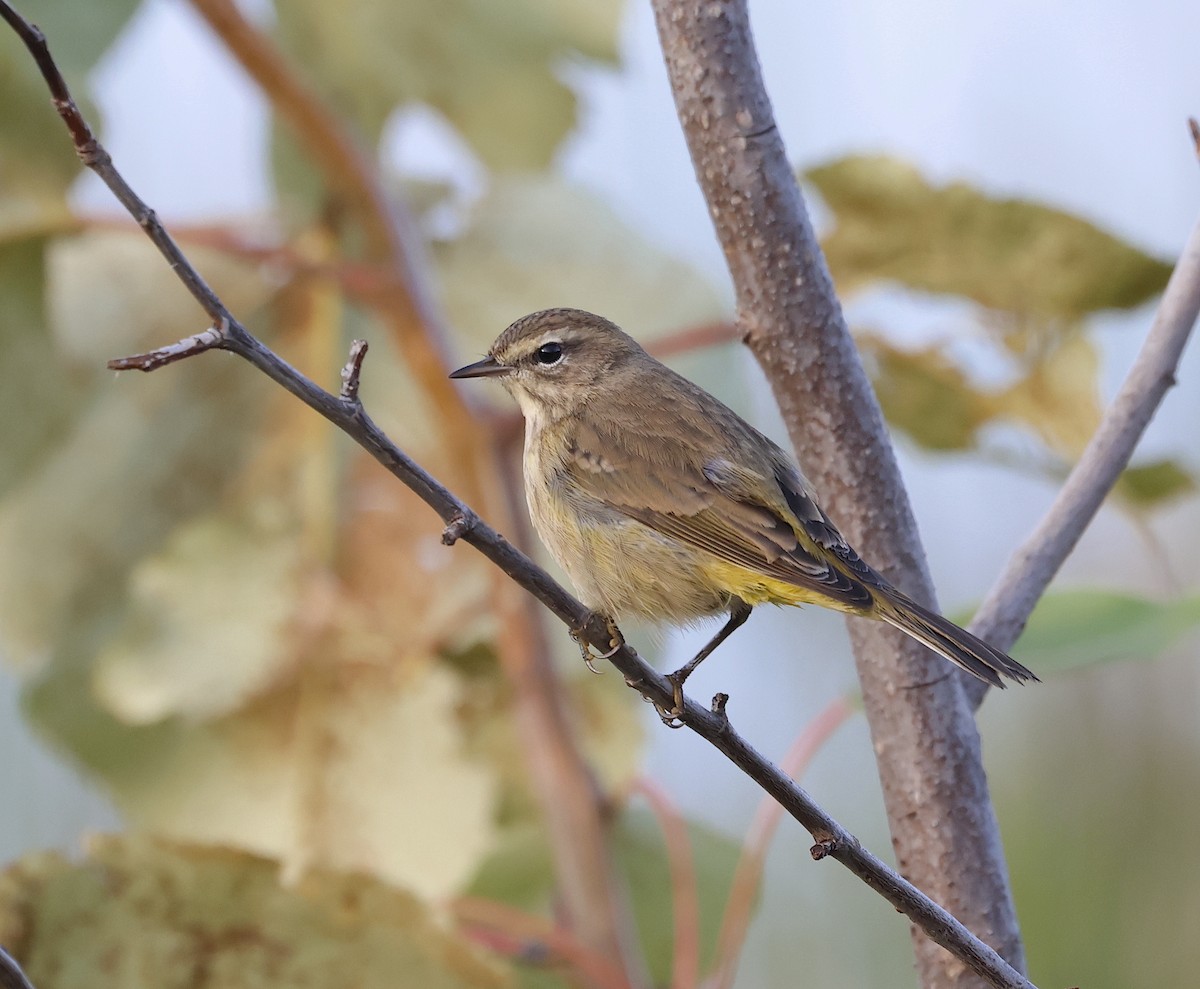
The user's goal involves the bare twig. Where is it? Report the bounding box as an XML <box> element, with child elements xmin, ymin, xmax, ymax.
<box><xmin>0</xmin><ymin>947</ymin><xmax>35</xmax><ymax>989</ymax></box>
<box><xmin>966</xmin><ymin>195</ymin><xmax>1200</xmax><ymax>707</ymax></box>
<box><xmin>650</xmin><ymin>3</ymin><xmax>1026</xmax><ymax>985</ymax></box>
<box><xmin>339</xmin><ymin>338</ymin><xmax>369</xmax><ymax>403</ymax></box>
<box><xmin>630</xmin><ymin>779</ymin><xmax>701</xmax><ymax>989</ymax></box>
<box><xmin>106</xmin><ymin>322</ymin><xmax>227</xmax><ymax>372</ymax></box>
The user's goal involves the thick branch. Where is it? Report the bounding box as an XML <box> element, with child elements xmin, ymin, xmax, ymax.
<box><xmin>650</xmin><ymin>2</ymin><xmax>1024</xmax><ymax>985</ymax></box>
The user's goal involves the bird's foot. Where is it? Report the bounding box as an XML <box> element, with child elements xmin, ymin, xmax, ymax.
<box><xmin>652</xmin><ymin>669</ymin><xmax>689</xmax><ymax>728</ymax></box>
<box><xmin>569</xmin><ymin>614</ymin><xmax>624</xmax><ymax>674</ymax></box>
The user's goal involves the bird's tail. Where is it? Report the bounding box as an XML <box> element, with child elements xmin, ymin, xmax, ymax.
<box><xmin>874</xmin><ymin>590</ymin><xmax>1039</xmax><ymax>688</ymax></box>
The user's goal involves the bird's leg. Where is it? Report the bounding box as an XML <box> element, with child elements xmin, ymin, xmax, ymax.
<box><xmin>570</xmin><ymin>612</ymin><xmax>624</xmax><ymax>674</ymax></box>
<box><xmin>661</xmin><ymin>600</ymin><xmax>753</xmax><ymax>722</ymax></box>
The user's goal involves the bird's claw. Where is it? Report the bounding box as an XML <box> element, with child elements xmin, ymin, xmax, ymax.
<box><xmin>570</xmin><ymin>615</ymin><xmax>624</xmax><ymax>674</ymax></box>
<box><xmin>653</xmin><ymin>671</ymin><xmax>688</xmax><ymax>727</ymax></box>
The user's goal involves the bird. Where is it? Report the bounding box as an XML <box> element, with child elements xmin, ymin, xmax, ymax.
<box><xmin>450</xmin><ymin>308</ymin><xmax>1037</xmax><ymax>718</ymax></box>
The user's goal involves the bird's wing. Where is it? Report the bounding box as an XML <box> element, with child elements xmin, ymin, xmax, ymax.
<box><xmin>562</xmin><ymin>416</ymin><xmax>877</xmax><ymax>610</ymax></box>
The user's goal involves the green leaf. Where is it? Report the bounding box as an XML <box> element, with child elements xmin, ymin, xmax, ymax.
<box><xmin>612</xmin><ymin>805</ymin><xmax>742</xmax><ymax>987</ymax></box>
<box><xmin>1115</xmin><ymin>459</ymin><xmax>1197</xmax><ymax>509</ymax></box>
<box><xmin>274</xmin><ymin>0</ymin><xmax>622</xmax><ymax>170</ymax></box>
<box><xmin>468</xmin><ymin>804</ymin><xmax>743</xmax><ymax>989</ymax></box>
<box><xmin>14</xmin><ymin>0</ymin><xmax>143</xmax><ymax>77</ymax></box>
<box><xmin>0</xmin><ymin>836</ymin><xmax>507</xmax><ymax>989</ymax></box>
<box><xmin>1011</xmin><ymin>589</ymin><xmax>1200</xmax><ymax>675</ymax></box>
<box><xmin>0</xmin><ymin>231</ymin><xmax>273</xmax><ymax>671</ymax></box>
<box><xmin>0</xmin><ymin>238</ymin><xmax>94</xmax><ymax>497</ymax></box>
<box><xmin>807</xmin><ymin>155</ymin><xmax>1172</xmax><ymax>320</ymax></box>
<box><xmin>0</xmin><ymin>0</ymin><xmax>141</xmax><ymax>238</ymax></box>
<box><xmin>859</xmin><ymin>332</ymin><xmax>993</xmax><ymax>451</ymax></box>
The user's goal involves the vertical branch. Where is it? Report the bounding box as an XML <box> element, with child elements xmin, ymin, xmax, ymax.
<box><xmin>649</xmin><ymin>2</ymin><xmax>1024</xmax><ymax>985</ymax></box>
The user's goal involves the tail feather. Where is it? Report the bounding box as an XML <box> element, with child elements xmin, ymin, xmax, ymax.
<box><xmin>875</xmin><ymin>592</ymin><xmax>1039</xmax><ymax>688</ymax></box>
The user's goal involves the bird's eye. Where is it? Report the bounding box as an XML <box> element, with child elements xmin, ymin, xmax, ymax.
<box><xmin>535</xmin><ymin>341</ymin><xmax>564</xmax><ymax>365</ymax></box>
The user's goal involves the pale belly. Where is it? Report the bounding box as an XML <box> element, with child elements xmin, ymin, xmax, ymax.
<box><xmin>523</xmin><ymin>450</ymin><xmax>731</xmax><ymax>624</ymax></box>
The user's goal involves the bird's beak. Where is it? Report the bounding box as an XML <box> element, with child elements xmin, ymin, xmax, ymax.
<box><xmin>449</xmin><ymin>356</ymin><xmax>511</xmax><ymax>379</ymax></box>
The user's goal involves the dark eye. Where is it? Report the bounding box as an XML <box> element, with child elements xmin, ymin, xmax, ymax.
<box><xmin>535</xmin><ymin>341</ymin><xmax>564</xmax><ymax>365</ymax></box>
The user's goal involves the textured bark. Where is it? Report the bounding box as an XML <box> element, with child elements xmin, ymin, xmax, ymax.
<box><xmin>650</xmin><ymin>2</ymin><xmax>1024</xmax><ymax>985</ymax></box>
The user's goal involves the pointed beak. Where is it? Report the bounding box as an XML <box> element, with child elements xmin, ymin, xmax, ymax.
<box><xmin>449</xmin><ymin>356</ymin><xmax>511</xmax><ymax>379</ymax></box>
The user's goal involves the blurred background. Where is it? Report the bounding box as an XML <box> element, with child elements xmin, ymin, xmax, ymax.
<box><xmin>1</xmin><ymin>1</ymin><xmax>1198</xmax><ymax>987</ymax></box>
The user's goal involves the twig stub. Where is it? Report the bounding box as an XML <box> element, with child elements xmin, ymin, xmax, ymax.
<box><xmin>107</xmin><ymin>323</ymin><xmax>227</xmax><ymax>372</ymax></box>
<box><xmin>441</xmin><ymin>511</ymin><xmax>476</xmax><ymax>546</ymax></box>
<box><xmin>340</xmin><ymin>339</ymin><xmax>369</xmax><ymax>403</ymax></box>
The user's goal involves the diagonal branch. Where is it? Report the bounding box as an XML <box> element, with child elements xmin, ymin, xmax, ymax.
<box><xmin>966</xmin><ymin>180</ymin><xmax>1200</xmax><ymax>706</ymax></box>
<box><xmin>0</xmin><ymin>5</ymin><xmax>1034</xmax><ymax>984</ymax></box>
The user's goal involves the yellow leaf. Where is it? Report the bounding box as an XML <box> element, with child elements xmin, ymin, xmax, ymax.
<box><xmin>998</xmin><ymin>332</ymin><xmax>1102</xmax><ymax>458</ymax></box>
<box><xmin>92</xmin><ymin>511</ymin><xmax>307</xmax><ymax>724</ymax></box>
<box><xmin>807</xmin><ymin>155</ymin><xmax>1172</xmax><ymax>320</ymax></box>
<box><xmin>859</xmin><ymin>332</ymin><xmax>994</xmax><ymax>451</ymax></box>
<box><xmin>104</xmin><ymin>662</ymin><xmax>499</xmax><ymax>900</ymax></box>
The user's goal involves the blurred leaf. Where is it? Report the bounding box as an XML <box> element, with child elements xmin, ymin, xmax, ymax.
<box><xmin>859</xmin><ymin>332</ymin><xmax>993</xmax><ymax>450</ymax></box>
<box><xmin>436</xmin><ymin>176</ymin><xmax>724</xmax><ymax>360</ymax></box>
<box><xmin>30</xmin><ymin>654</ymin><xmax>500</xmax><ymax>900</ymax></box>
<box><xmin>0</xmin><ymin>58</ymin><xmax>78</xmax><ymax>238</ymax></box>
<box><xmin>468</xmin><ymin>803</ymin><xmax>743</xmax><ymax>988</ymax></box>
<box><xmin>0</xmin><ymin>836</ymin><xmax>507</xmax><ymax>989</ymax></box>
<box><xmin>0</xmin><ymin>0</ymin><xmax>140</xmax><ymax>238</ymax></box>
<box><xmin>8</xmin><ymin>237</ymin><xmax>508</xmax><ymax>899</ymax></box>
<box><xmin>613</xmin><ymin>805</ymin><xmax>742</xmax><ymax>986</ymax></box>
<box><xmin>807</xmin><ymin>155</ymin><xmax>1172</xmax><ymax>320</ymax></box>
<box><xmin>91</xmin><ymin>510</ymin><xmax>307</xmax><ymax>724</ymax></box>
<box><xmin>14</xmin><ymin>0</ymin><xmax>142</xmax><ymax>76</ymax></box>
<box><xmin>1115</xmin><ymin>459</ymin><xmax>1197</xmax><ymax>508</ymax></box>
<box><xmin>0</xmin><ymin>238</ymin><xmax>93</xmax><ymax>497</ymax></box>
<box><xmin>0</xmin><ymin>231</ymin><xmax>273</xmax><ymax>671</ymax></box>
<box><xmin>997</xmin><ymin>331</ymin><xmax>1102</xmax><ymax>458</ymax></box>
<box><xmin>466</xmin><ymin>824</ymin><xmax>557</xmax><ymax>915</ymax></box>
<box><xmin>275</xmin><ymin>0</ymin><xmax>622</xmax><ymax>171</ymax></box>
<box><xmin>1011</xmin><ymin>589</ymin><xmax>1200</xmax><ymax>675</ymax></box>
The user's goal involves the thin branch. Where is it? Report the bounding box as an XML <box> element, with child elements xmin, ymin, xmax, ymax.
<box><xmin>2</xmin><ymin>0</ymin><xmax>634</xmax><ymax>972</ymax></box>
<box><xmin>0</xmin><ymin>947</ymin><xmax>35</xmax><ymax>989</ymax></box>
<box><xmin>650</xmin><ymin>3</ymin><xmax>1026</xmax><ymax>985</ymax></box>
<box><xmin>630</xmin><ymin>779</ymin><xmax>701</xmax><ymax>989</ymax></box>
<box><xmin>966</xmin><ymin>196</ymin><xmax>1200</xmax><ymax>706</ymax></box>
<box><xmin>707</xmin><ymin>695</ymin><xmax>855</xmax><ymax>989</ymax></box>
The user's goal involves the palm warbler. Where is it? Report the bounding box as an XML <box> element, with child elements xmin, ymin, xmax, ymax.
<box><xmin>451</xmin><ymin>308</ymin><xmax>1037</xmax><ymax>715</ymax></box>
